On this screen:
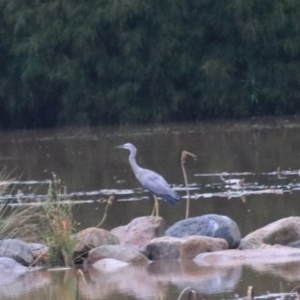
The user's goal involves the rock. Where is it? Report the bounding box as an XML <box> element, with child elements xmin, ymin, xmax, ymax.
<box><xmin>0</xmin><ymin>239</ymin><xmax>33</xmax><ymax>266</ymax></box>
<box><xmin>165</xmin><ymin>214</ymin><xmax>240</xmax><ymax>249</ymax></box>
<box><xmin>239</xmin><ymin>217</ymin><xmax>300</xmax><ymax>249</ymax></box>
<box><xmin>146</xmin><ymin>235</ymin><xmax>228</xmax><ymax>260</ymax></box>
<box><xmin>93</xmin><ymin>258</ymin><xmax>129</xmax><ymax>273</ymax></box>
<box><xmin>287</xmin><ymin>240</ymin><xmax>300</xmax><ymax>248</ymax></box>
<box><xmin>27</xmin><ymin>243</ymin><xmax>48</xmax><ymax>264</ymax></box>
<box><xmin>74</xmin><ymin>227</ymin><xmax>120</xmax><ymax>254</ymax></box>
<box><xmin>0</xmin><ymin>257</ymin><xmax>28</xmax><ymax>286</ymax></box>
<box><xmin>0</xmin><ymin>264</ymin><xmax>50</xmax><ymax>294</ymax></box>
<box><xmin>110</xmin><ymin>216</ymin><xmax>166</xmax><ymax>248</ymax></box>
<box><xmin>85</xmin><ymin>245</ymin><xmax>149</xmax><ymax>265</ymax></box>
<box><xmin>0</xmin><ymin>257</ymin><xmax>28</xmax><ymax>274</ymax></box>
<box><xmin>194</xmin><ymin>245</ymin><xmax>300</xmax><ymax>267</ymax></box>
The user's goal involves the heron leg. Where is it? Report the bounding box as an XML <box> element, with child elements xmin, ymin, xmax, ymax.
<box><xmin>150</xmin><ymin>202</ymin><xmax>156</xmax><ymax>217</ymax></box>
<box><xmin>150</xmin><ymin>196</ymin><xmax>159</xmax><ymax>218</ymax></box>
<box><xmin>155</xmin><ymin>195</ymin><xmax>159</xmax><ymax>218</ymax></box>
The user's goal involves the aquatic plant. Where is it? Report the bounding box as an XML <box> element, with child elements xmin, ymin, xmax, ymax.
<box><xmin>0</xmin><ymin>170</ymin><xmax>41</xmax><ymax>241</ymax></box>
<box><xmin>40</xmin><ymin>173</ymin><xmax>76</xmax><ymax>267</ymax></box>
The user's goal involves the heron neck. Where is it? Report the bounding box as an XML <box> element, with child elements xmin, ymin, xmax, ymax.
<box><xmin>129</xmin><ymin>156</ymin><xmax>141</xmax><ymax>174</ymax></box>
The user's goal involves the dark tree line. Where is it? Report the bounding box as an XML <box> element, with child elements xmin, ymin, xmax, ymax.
<box><xmin>0</xmin><ymin>0</ymin><xmax>299</xmax><ymax>129</ymax></box>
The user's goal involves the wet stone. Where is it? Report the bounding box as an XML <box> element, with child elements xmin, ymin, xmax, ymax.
<box><xmin>0</xmin><ymin>257</ymin><xmax>28</xmax><ymax>274</ymax></box>
<box><xmin>27</xmin><ymin>243</ymin><xmax>48</xmax><ymax>263</ymax></box>
<box><xmin>74</xmin><ymin>227</ymin><xmax>120</xmax><ymax>255</ymax></box>
<box><xmin>194</xmin><ymin>245</ymin><xmax>300</xmax><ymax>267</ymax></box>
<box><xmin>240</xmin><ymin>216</ymin><xmax>300</xmax><ymax>249</ymax></box>
<box><xmin>110</xmin><ymin>216</ymin><xmax>166</xmax><ymax>248</ymax></box>
<box><xmin>85</xmin><ymin>244</ymin><xmax>149</xmax><ymax>265</ymax></box>
<box><xmin>165</xmin><ymin>214</ymin><xmax>241</xmax><ymax>249</ymax></box>
<box><xmin>92</xmin><ymin>258</ymin><xmax>129</xmax><ymax>273</ymax></box>
<box><xmin>0</xmin><ymin>239</ymin><xmax>34</xmax><ymax>266</ymax></box>
<box><xmin>146</xmin><ymin>235</ymin><xmax>228</xmax><ymax>260</ymax></box>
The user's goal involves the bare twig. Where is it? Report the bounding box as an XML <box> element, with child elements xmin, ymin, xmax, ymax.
<box><xmin>181</xmin><ymin>151</ymin><xmax>196</xmax><ymax>219</ymax></box>
<box><xmin>95</xmin><ymin>195</ymin><xmax>115</xmax><ymax>228</ymax></box>
<box><xmin>177</xmin><ymin>287</ymin><xmax>201</xmax><ymax>300</ymax></box>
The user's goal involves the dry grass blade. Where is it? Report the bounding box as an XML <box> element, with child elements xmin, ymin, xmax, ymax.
<box><xmin>0</xmin><ymin>169</ymin><xmax>41</xmax><ymax>242</ymax></box>
<box><xmin>0</xmin><ymin>204</ymin><xmax>41</xmax><ymax>241</ymax></box>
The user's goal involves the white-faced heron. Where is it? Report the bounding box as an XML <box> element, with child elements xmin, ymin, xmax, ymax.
<box><xmin>116</xmin><ymin>143</ymin><xmax>180</xmax><ymax>217</ymax></box>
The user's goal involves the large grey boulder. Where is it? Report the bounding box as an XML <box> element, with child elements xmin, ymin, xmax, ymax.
<box><xmin>111</xmin><ymin>216</ymin><xmax>166</xmax><ymax>248</ymax></box>
<box><xmin>146</xmin><ymin>235</ymin><xmax>228</xmax><ymax>260</ymax></box>
<box><xmin>165</xmin><ymin>214</ymin><xmax>241</xmax><ymax>249</ymax></box>
<box><xmin>0</xmin><ymin>239</ymin><xmax>34</xmax><ymax>266</ymax></box>
<box><xmin>85</xmin><ymin>245</ymin><xmax>149</xmax><ymax>265</ymax></box>
<box><xmin>240</xmin><ymin>217</ymin><xmax>300</xmax><ymax>249</ymax></box>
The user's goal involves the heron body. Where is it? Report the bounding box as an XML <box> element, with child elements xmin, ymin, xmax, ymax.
<box><xmin>116</xmin><ymin>143</ymin><xmax>180</xmax><ymax>216</ymax></box>
<box><xmin>134</xmin><ymin>168</ymin><xmax>180</xmax><ymax>205</ymax></box>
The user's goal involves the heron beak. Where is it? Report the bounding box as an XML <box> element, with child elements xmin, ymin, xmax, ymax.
<box><xmin>115</xmin><ymin>145</ymin><xmax>125</xmax><ymax>149</ymax></box>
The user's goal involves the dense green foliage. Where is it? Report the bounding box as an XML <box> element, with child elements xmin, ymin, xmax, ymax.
<box><xmin>0</xmin><ymin>0</ymin><xmax>299</xmax><ymax>128</ymax></box>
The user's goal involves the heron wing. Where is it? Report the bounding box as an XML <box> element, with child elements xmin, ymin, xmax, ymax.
<box><xmin>137</xmin><ymin>169</ymin><xmax>180</xmax><ymax>204</ymax></box>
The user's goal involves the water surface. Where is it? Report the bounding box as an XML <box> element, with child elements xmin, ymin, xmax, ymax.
<box><xmin>1</xmin><ymin>117</ymin><xmax>300</xmax><ymax>299</ymax></box>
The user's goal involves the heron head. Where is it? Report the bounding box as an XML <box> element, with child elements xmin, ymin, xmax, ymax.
<box><xmin>115</xmin><ymin>143</ymin><xmax>136</xmax><ymax>152</ymax></box>
<box><xmin>115</xmin><ymin>143</ymin><xmax>137</xmax><ymax>157</ymax></box>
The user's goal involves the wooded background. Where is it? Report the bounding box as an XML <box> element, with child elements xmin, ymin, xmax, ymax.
<box><xmin>0</xmin><ymin>0</ymin><xmax>299</xmax><ymax>128</ymax></box>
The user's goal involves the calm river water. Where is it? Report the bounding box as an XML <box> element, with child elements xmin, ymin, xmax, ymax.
<box><xmin>1</xmin><ymin>117</ymin><xmax>300</xmax><ymax>300</ymax></box>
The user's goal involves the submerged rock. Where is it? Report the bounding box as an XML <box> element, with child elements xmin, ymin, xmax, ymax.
<box><xmin>93</xmin><ymin>258</ymin><xmax>129</xmax><ymax>273</ymax></box>
<box><xmin>165</xmin><ymin>214</ymin><xmax>240</xmax><ymax>249</ymax></box>
<box><xmin>146</xmin><ymin>235</ymin><xmax>228</xmax><ymax>260</ymax></box>
<box><xmin>194</xmin><ymin>245</ymin><xmax>300</xmax><ymax>267</ymax></box>
<box><xmin>240</xmin><ymin>216</ymin><xmax>300</xmax><ymax>249</ymax></box>
<box><xmin>0</xmin><ymin>239</ymin><xmax>33</xmax><ymax>266</ymax></box>
<box><xmin>110</xmin><ymin>216</ymin><xmax>166</xmax><ymax>248</ymax></box>
<box><xmin>74</xmin><ymin>227</ymin><xmax>120</xmax><ymax>254</ymax></box>
<box><xmin>85</xmin><ymin>245</ymin><xmax>149</xmax><ymax>265</ymax></box>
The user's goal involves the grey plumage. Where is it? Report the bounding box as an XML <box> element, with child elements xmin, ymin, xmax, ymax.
<box><xmin>116</xmin><ymin>143</ymin><xmax>180</xmax><ymax>205</ymax></box>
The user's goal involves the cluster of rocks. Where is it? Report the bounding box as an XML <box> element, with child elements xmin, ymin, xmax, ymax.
<box><xmin>3</xmin><ymin>214</ymin><xmax>300</xmax><ymax>273</ymax></box>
